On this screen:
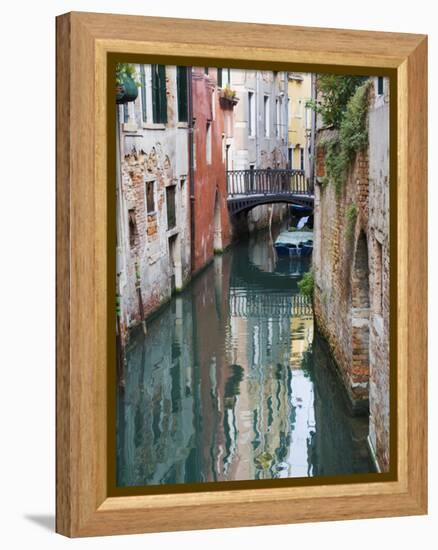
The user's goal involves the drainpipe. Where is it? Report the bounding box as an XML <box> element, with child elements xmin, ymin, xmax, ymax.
<box><xmin>309</xmin><ymin>72</ymin><xmax>317</xmax><ymax>192</ymax></box>
<box><xmin>115</xmin><ymin>105</ymin><xmax>126</xmax><ymax>388</ymax></box>
<box><xmin>188</xmin><ymin>67</ymin><xmax>196</xmax><ymax>273</ymax></box>
<box><xmin>256</xmin><ymin>72</ymin><xmax>260</xmax><ymax>168</ymax></box>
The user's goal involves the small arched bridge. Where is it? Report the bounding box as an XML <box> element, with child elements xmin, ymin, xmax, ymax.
<box><xmin>227</xmin><ymin>169</ymin><xmax>314</xmax><ymax>216</ymax></box>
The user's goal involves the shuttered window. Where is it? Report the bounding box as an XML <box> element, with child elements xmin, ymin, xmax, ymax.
<box><xmin>151</xmin><ymin>64</ymin><xmax>167</xmax><ymax>124</ymax></box>
<box><xmin>140</xmin><ymin>64</ymin><xmax>147</xmax><ymax>122</ymax></box>
<box><xmin>166</xmin><ymin>186</ymin><xmax>176</xmax><ymax>230</ymax></box>
<box><xmin>377</xmin><ymin>76</ymin><xmax>384</xmax><ymax>95</ymax></box>
<box><xmin>220</xmin><ymin>68</ymin><xmax>231</xmax><ymax>88</ymax></box>
<box><xmin>146</xmin><ymin>181</ymin><xmax>155</xmax><ymax>213</ymax></box>
<box><xmin>177</xmin><ymin>66</ymin><xmax>188</xmax><ymax>123</ymax></box>
<box><xmin>217</xmin><ymin>68</ymin><xmax>222</xmax><ymax>88</ymax></box>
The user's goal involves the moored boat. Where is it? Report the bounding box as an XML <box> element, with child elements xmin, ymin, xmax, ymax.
<box><xmin>275</xmin><ymin>230</ymin><xmax>313</xmax><ymax>258</ymax></box>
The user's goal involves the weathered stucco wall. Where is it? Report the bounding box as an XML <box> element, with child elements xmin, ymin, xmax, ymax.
<box><xmin>117</xmin><ymin>65</ymin><xmax>191</xmax><ymax>336</ymax></box>
<box><xmin>312</xmin><ymin>78</ymin><xmax>390</xmax><ymax>471</ymax></box>
<box><xmin>229</xmin><ymin>69</ymin><xmax>289</xmax><ymax>231</ymax></box>
<box><xmin>191</xmin><ymin>67</ymin><xmax>232</xmax><ymax>274</ymax></box>
<box><xmin>367</xmin><ymin>79</ymin><xmax>390</xmax><ymax>471</ymax></box>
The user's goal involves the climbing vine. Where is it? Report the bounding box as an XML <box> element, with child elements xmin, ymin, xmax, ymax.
<box><xmin>309</xmin><ymin>77</ymin><xmax>372</xmax><ymax>195</ymax></box>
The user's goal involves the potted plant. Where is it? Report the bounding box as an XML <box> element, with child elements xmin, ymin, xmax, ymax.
<box><xmin>219</xmin><ymin>84</ymin><xmax>239</xmax><ymax>108</ymax></box>
<box><xmin>116</xmin><ymin>63</ymin><xmax>140</xmax><ymax>104</ymax></box>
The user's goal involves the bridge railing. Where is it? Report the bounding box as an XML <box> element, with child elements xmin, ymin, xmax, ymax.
<box><xmin>227</xmin><ymin>169</ymin><xmax>310</xmax><ymax>196</ymax></box>
<box><xmin>230</xmin><ymin>292</ymin><xmax>313</xmax><ymax>318</ymax></box>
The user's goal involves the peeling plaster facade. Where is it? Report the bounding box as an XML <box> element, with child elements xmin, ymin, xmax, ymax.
<box><xmin>116</xmin><ymin>65</ymin><xmax>191</xmax><ymax>337</ymax></box>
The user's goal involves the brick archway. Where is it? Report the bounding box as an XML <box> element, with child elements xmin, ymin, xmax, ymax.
<box><xmin>350</xmin><ymin>230</ymin><xmax>370</xmax><ymax>403</ymax></box>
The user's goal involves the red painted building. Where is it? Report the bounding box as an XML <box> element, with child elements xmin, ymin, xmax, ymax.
<box><xmin>190</xmin><ymin>67</ymin><xmax>234</xmax><ymax>274</ymax></box>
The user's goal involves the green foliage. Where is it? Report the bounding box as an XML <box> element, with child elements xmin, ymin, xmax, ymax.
<box><xmin>323</xmin><ymin>138</ymin><xmax>349</xmax><ymax>195</ymax></box>
<box><xmin>345</xmin><ymin>203</ymin><xmax>358</xmax><ymax>239</ymax></box>
<box><xmin>339</xmin><ymin>82</ymin><xmax>371</xmax><ymax>158</ymax></box>
<box><xmin>116</xmin><ymin>63</ymin><xmax>141</xmax><ymax>87</ymax></box>
<box><xmin>319</xmin><ymin>81</ymin><xmax>372</xmax><ymax>194</ymax></box>
<box><xmin>222</xmin><ymin>83</ymin><xmax>237</xmax><ymax>99</ymax></box>
<box><xmin>306</xmin><ymin>75</ymin><xmax>366</xmax><ymax>128</ymax></box>
<box><xmin>298</xmin><ymin>271</ymin><xmax>314</xmax><ymax>299</ymax></box>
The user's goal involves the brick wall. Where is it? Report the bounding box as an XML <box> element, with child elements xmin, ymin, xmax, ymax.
<box><xmin>312</xmin><ymin>78</ymin><xmax>390</xmax><ymax>471</ymax></box>
<box><xmin>313</xmin><ymin>142</ymin><xmax>371</xmax><ymax>410</ymax></box>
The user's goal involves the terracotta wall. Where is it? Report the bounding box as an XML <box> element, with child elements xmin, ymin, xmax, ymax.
<box><xmin>191</xmin><ymin>67</ymin><xmax>232</xmax><ymax>274</ymax></box>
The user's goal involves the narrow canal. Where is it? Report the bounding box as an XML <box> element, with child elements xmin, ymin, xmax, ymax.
<box><xmin>117</xmin><ymin>227</ymin><xmax>374</xmax><ymax>487</ymax></box>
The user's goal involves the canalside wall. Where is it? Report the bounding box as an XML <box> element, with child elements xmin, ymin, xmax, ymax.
<box><xmin>312</xmin><ymin>78</ymin><xmax>390</xmax><ymax>471</ymax></box>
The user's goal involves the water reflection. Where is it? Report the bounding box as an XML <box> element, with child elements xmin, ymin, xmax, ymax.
<box><xmin>117</xmin><ymin>229</ymin><xmax>373</xmax><ymax>487</ymax></box>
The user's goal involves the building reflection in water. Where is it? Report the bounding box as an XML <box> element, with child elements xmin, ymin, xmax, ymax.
<box><xmin>117</xmin><ymin>230</ymin><xmax>373</xmax><ymax>487</ymax></box>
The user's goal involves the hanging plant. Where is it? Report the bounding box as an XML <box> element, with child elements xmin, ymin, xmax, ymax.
<box><xmin>116</xmin><ymin>63</ymin><xmax>140</xmax><ymax>104</ymax></box>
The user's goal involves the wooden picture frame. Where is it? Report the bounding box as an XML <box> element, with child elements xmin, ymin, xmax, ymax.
<box><xmin>56</xmin><ymin>11</ymin><xmax>427</xmax><ymax>537</ymax></box>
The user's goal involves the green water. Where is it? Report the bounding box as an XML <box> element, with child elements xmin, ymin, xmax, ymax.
<box><xmin>117</xmin><ymin>229</ymin><xmax>374</xmax><ymax>487</ymax></box>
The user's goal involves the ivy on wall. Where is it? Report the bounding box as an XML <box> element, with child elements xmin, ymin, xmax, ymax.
<box><xmin>309</xmin><ymin>76</ymin><xmax>372</xmax><ymax>195</ymax></box>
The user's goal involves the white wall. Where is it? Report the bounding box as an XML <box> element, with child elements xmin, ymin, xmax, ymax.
<box><xmin>0</xmin><ymin>1</ymin><xmax>435</xmax><ymax>550</ymax></box>
<box><xmin>231</xmin><ymin>70</ymin><xmax>288</xmax><ymax>170</ymax></box>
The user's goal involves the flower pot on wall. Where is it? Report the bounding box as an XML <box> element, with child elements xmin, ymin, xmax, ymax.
<box><xmin>219</xmin><ymin>96</ymin><xmax>239</xmax><ymax>109</ymax></box>
<box><xmin>219</xmin><ymin>89</ymin><xmax>239</xmax><ymax>110</ymax></box>
<box><xmin>116</xmin><ymin>76</ymin><xmax>139</xmax><ymax>104</ymax></box>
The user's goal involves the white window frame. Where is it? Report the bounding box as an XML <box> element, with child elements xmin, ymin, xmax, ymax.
<box><xmin>144</xmin><ymin>176</ymin><xmax>157</xmax><ymax>215</ymax></box>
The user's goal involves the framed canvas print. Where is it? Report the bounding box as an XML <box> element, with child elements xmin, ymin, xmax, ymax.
<box><xmin>56</xmin><ymin>12</ymin><xmax>428</xmax><ymax>537</ymax></box>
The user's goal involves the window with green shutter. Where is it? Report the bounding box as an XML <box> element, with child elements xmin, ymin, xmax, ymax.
<box><xmin>217</xmin><ymin>68</ymin><xmax>222</xmax><ymax>88</ymax></box>
<box><xmin>219</xmin><ymin>68</ymin><xmax>231</xmax><ymax>88</ymax></box>
<box><xmin>177</xmin><ymin>66</ymin><xmax>188</xmax><ymax>123</ymax></box>
<box><xmin>140</xmin><ymin>64</ymin><xmax>147</xmax><ymax>122</ymax></box>
<box><xmin>152</xmin><ymin>64</ymin><xmax>167</xmax><ymax>124</ymax></box>
<box><xmin>377</xmin><ymin>76</ymin><xmax>384</xmax><ymax>95</ymax></box>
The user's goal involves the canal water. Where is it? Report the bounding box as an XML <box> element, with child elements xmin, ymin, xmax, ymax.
<box><xmin>117</xmin><ymin>227</ymin><xmax>374</xmax><ymax>488</ymax></box>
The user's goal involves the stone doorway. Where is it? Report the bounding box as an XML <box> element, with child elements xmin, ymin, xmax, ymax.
<box><xmin>351</xmin><ymin>230</ymin><xmax>371</xmax><ymax>405</ymax></box>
